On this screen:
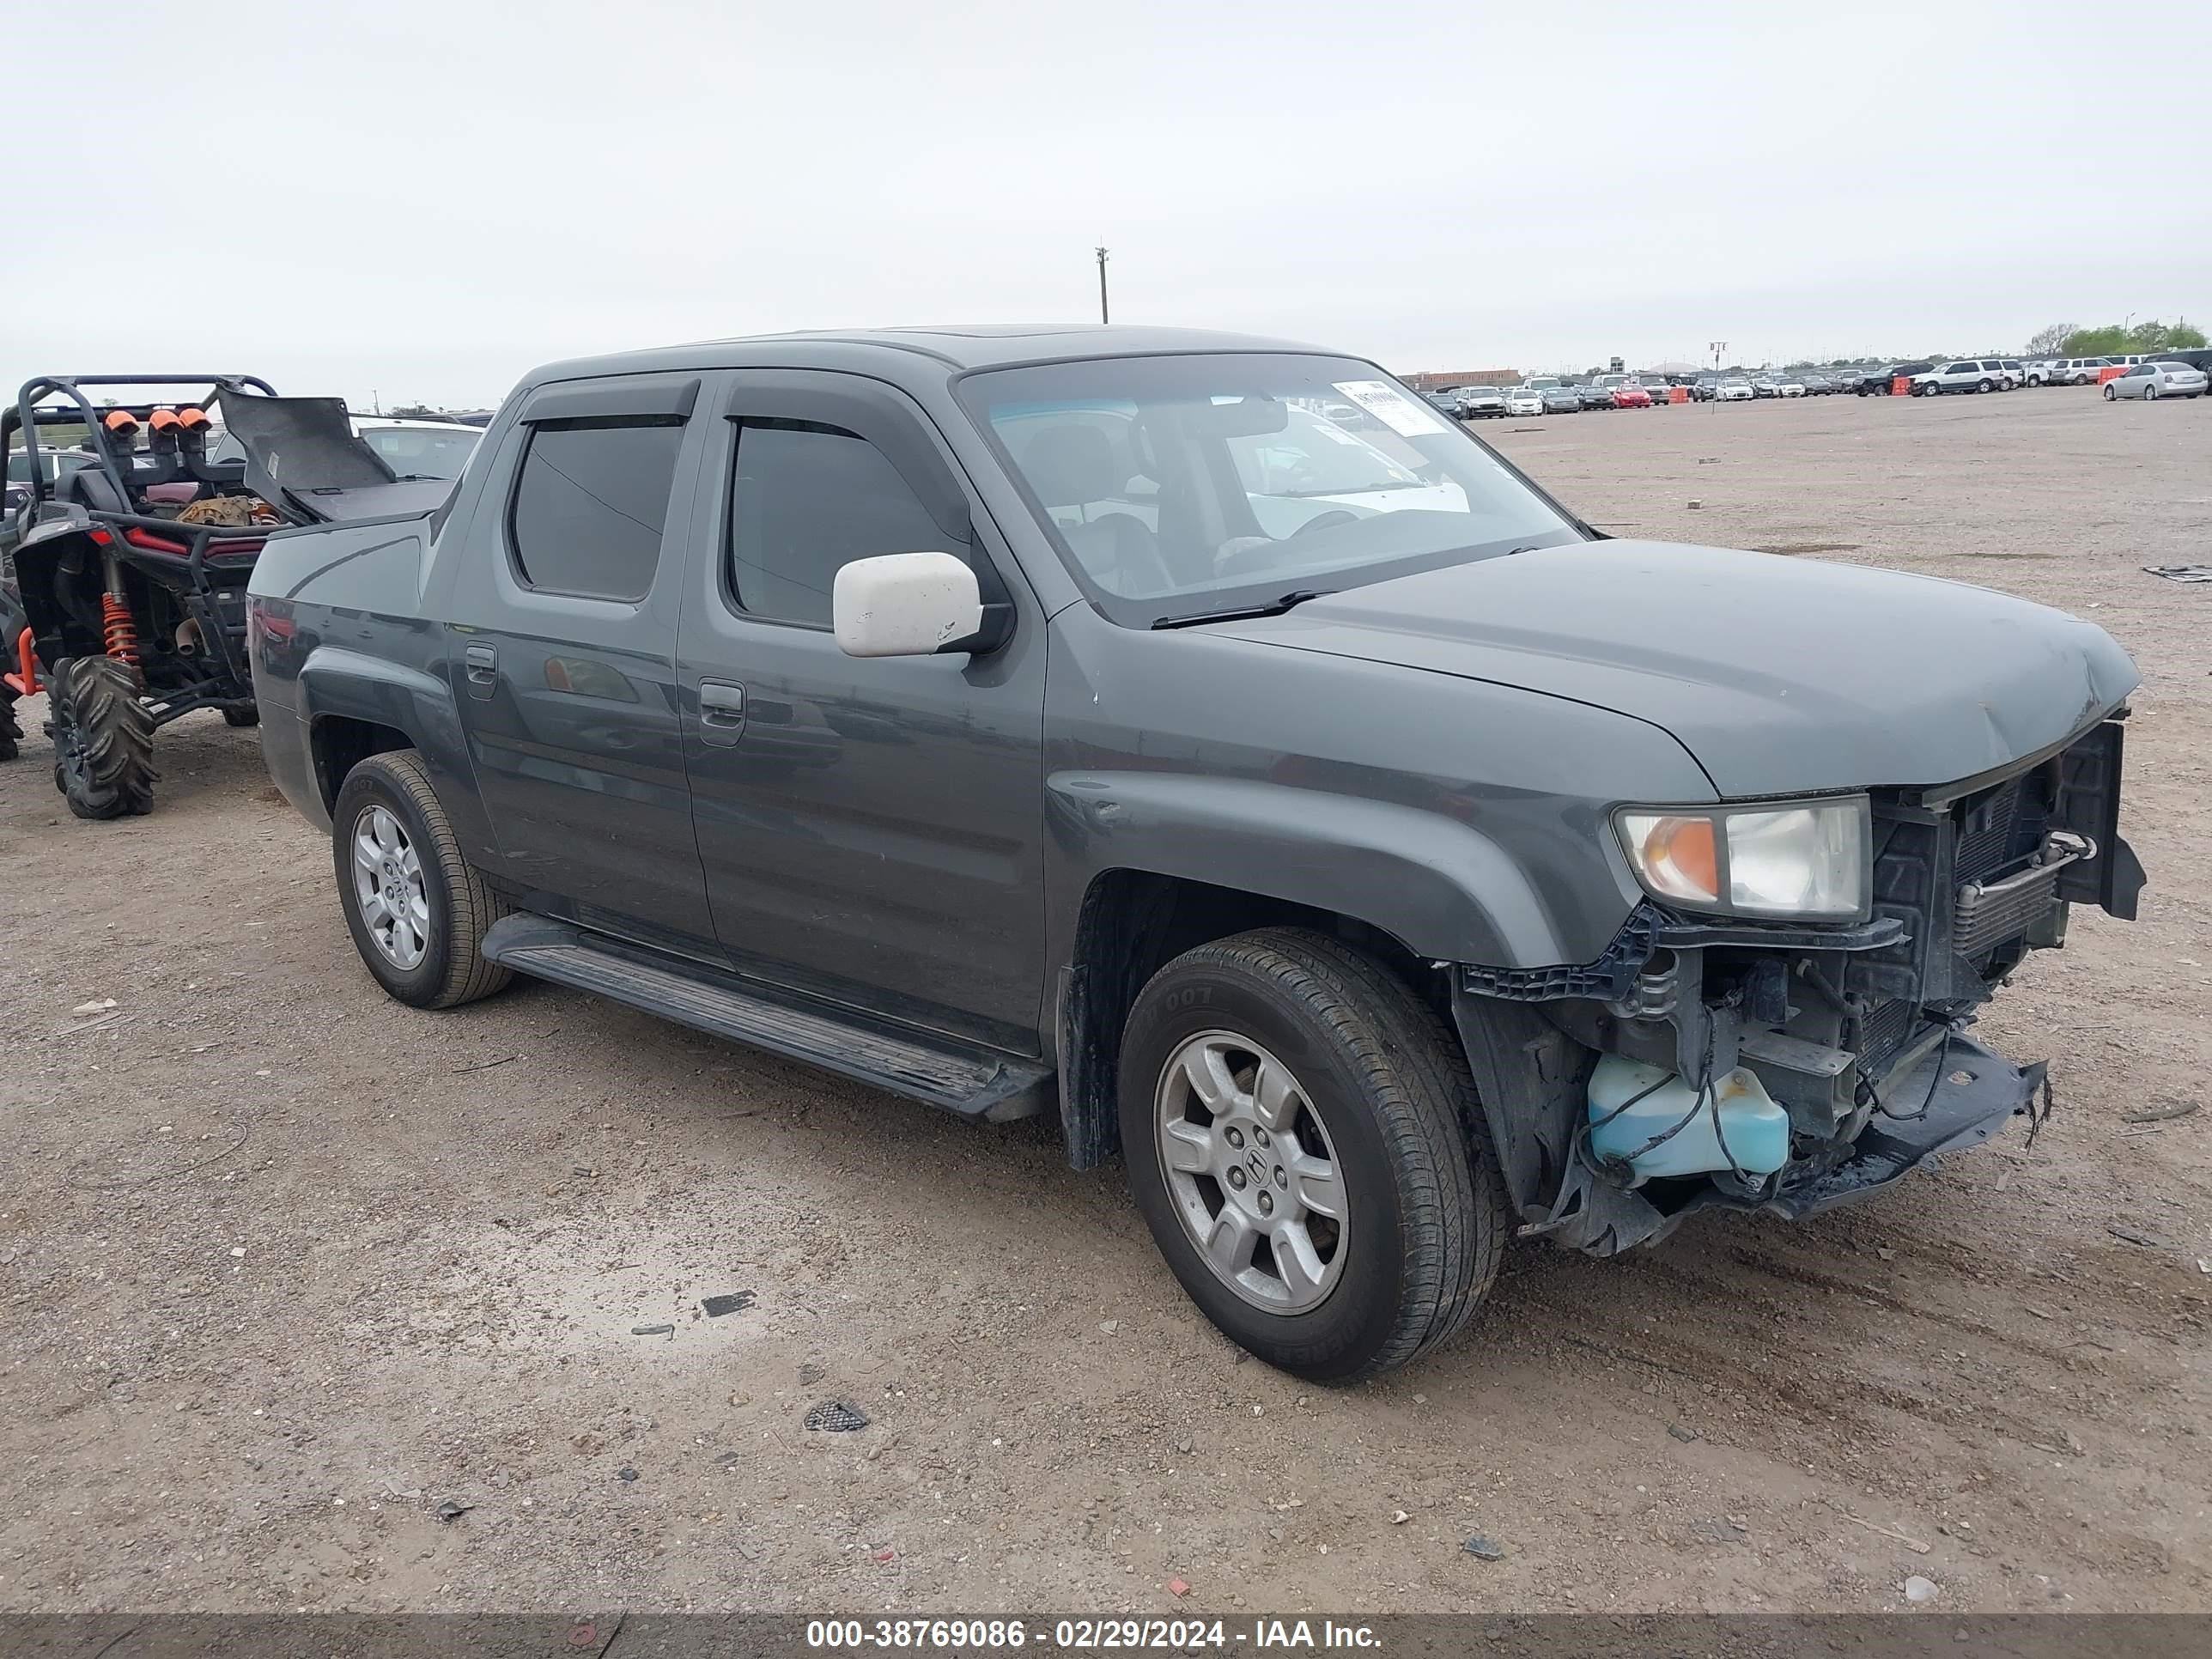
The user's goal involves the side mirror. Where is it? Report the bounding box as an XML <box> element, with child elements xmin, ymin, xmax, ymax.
<box><xmin>834</xmin><ymin>550</ymin><xmax>1008</xmax><ymax>658</ymax></box>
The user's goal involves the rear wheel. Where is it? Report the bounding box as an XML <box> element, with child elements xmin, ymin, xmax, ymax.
<box><xmin>2143</xmin><ymin>383</ymin><xmax>2159</xmax><ymax>401</ymax></box>
<box><xmin>1119</xmin><ymin>928</ymin><xmax>1504</xmax><ymax>1382</ymax></box>
<box><xmin>0</xmin><ymin>693</ymin><xmax>19</xmax><ymax>763</ymax></box>
<box><xmin>331</xmin><ymin>750</ymin><xmax>511</xmax><ymax>1009</ymax></box>
<box><xmin>222</xmin><ymin>706</ymin><xmax>259</xmax><ymax>727</ymax></box>
<box><xmin>49</xmin><ymin>655</ymin><xmax>156</xmax><ymax>819</ymax></box>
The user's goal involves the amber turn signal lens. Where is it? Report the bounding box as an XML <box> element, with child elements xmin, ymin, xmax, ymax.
<box><xmin>1622</xmin><ymin>813</ymin><xmax>1720</xmax><ymax>904</ymax></box>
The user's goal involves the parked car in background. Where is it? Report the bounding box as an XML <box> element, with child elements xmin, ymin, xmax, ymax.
<box><xmin>1688</xmin><ymin>374</ymin><xmax>1721</xmax><ymax>402</ymax></box>
<box><xmin>1540</xmin><ymin>385</ymin><xmax>1583</xmax><ymax>414</ymax></box>
<box><xmin>352</xmin><ymin>417</ymin><xmax>484</xmax><ymax>480</ymax></box>
<box><xmin>2022</xmin><ymin>358</ymin><xmax>2062</xmax><ymax>386</ymax></box>
<box><xmin>242</xmin><ymin>320</ymin><xmax>2147</xmax><ymax>1383</ymax></box>
<box><xmin>1914</xmin><ymin>360</ymin><xmax>2008</xmax><ymax>396</ymax></box>
<box><xmin>2103</xmin><ymin>361</ymin><xmax>2209</xmax><ymax>400</ymax></box>
<box><xmin>2148</xmin><ymin>347</ymin><xmax>2212</xmax><ymax>380</ymax></box>
<box><xmin>1460</xmin><ymin>386</ymin><xmax>1509</xmax><ymax>419</ymax></box>
<box><xmin>1855</xmin><ymin>362</ymin><xmax>1933</xmax><ymax>395</ymax></box>
<box><xmin>1576</xmin><ymin>382</ymin><xmax>1614</xmax><ymax>410</ymax></box>
<box><xmin>1504</xmin><ymin>386</ymin><xmax>1546</xmax><ymax>416</ymax></box>
<box><xmin>1421</xmin><ymin>391</ymin><xmax>1463</xmax><ymax>417</ymax></box>
<box><xmin>1611</xmin><ymin>383</ymin><xmax>1653</xmax><ymax>409</ymax></box>
<box><xmin>4</xmin><ymin>445</ymin><xmax>101</xmax><ymax>516</ymax></box>
<box><xmin>2047</xmin><ymin>357</ymin><xmax>2113</xmax><ymax>386</ymax></box>
<box><xmin>1796</xmin><ymin>372</ymin><xmax>1833</xmax><ymax>395</ymax></box>
<box><xmin>1714</xmin><ymin>376</ymin><xmax>1755</xmax><ymax>401</ymax></box>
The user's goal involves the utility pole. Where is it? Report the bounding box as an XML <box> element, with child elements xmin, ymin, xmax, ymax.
<box><xmin>1096</xmin><ymin>246</ymin><xmax>1110</xmax><ymax>325</ymax></box>
<box><xmin>1709</xmin><ymin>341</ymin><xmax>1726</xmax><ymax>369</ymax></box>
<box><xmin>372</xmin><ymin>389</ymin><xmax>381</xmax><ymax>416</ymax></box>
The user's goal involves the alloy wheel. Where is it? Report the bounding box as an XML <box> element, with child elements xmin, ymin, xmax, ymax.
<box><xmin>1154</xmin><ymin>1031</ymin><xmax>1347</xmax><ymax>1314</ymax></box>
<box><xmin>351</xmin><ymin>804</ymin><xmax>431</xmax><ymax>969</ymax></box>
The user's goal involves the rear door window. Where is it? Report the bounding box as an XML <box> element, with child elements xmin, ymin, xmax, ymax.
<box><xmin>507</xmin><ymin>418</ymin><xmax>685</xmax><ymax>602</ymax></box>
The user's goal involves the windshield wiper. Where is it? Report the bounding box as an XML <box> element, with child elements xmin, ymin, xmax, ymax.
<box><xmin>1152</xmin><ymin>589</ymin><xmax>1333</xmax><ymax>630</ymax></box>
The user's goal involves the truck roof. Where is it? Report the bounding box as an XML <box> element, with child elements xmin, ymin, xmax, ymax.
<box><xmin>522</xmin><ymin>324</ymin><xmax>1337</xmax><ymax>395</ymax></box>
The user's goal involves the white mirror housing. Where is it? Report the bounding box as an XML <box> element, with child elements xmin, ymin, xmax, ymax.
<box><xmin>833</xmin><ymin>550</ymin><xmax>984</xmax><ymax>658</ymax></box>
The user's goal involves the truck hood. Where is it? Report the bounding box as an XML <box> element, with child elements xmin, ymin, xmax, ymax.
<box><xmin>1216</xmin><ymin>540</ymin><xmax>2139</xmax><ymax>796</ymax></box>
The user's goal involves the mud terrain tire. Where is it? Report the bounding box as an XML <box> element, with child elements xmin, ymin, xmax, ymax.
<box><xmin>50</xmin><ymin>656</ymin><xmax>156</xmax><ymax>819</ymax></box>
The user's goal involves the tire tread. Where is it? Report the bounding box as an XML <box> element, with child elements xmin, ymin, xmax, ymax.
<box><xmin>53</xmin><ymin>655</ymin><xmax>156</xmax><ymax>818</ymax></box>
<box><xmin>1133</xmin><ymin>928</ymin><xmax>1504</xmax><ymax>1380</ymax></box>
<box><xmin>342</xmin><ymin>750</ymin><xmax>511</xmax><ymax>1008</ymax></box>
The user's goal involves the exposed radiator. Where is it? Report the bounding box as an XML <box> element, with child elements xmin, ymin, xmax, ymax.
<box><xmin>1953</xmin><ymin>831</ymin><xmax>2093</xmax><ymax>957</ymax></box>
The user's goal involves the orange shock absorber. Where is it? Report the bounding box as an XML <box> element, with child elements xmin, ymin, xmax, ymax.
<box><xmin>100</xmin><ymin>592</ymin><xmax>141</xmax><ymax>668</ymax></box>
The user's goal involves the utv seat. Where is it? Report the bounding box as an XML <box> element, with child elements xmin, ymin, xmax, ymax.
<box><xmin>53</xmin><ymin>465</ymin><xmax>132</xmax><ymax>515</ymax></box>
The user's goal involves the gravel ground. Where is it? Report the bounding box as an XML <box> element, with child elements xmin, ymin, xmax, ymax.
<box><xmin>2</xmin><ymin>386</ymin><xmax>2206</xmax><ymax>1616</ymax></box>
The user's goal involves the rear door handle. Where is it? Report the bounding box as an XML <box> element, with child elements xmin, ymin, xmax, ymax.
<box><xmin>463</xmin><ymin>641</ymin><xmax>496</xmax><ymax>699</ymax></box>
<box><xmin>698</xmin><ymin>678</ymin><xmax>746</xmax><ymax>747</ymax></box>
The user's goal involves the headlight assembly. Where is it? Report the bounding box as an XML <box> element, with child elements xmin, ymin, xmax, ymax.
<box><xmin>1614</xmin><ymin>797</ymin><xmax>1870</xmax><ymax>921</ymax></box>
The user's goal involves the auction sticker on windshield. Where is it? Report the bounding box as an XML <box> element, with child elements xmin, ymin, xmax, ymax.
<box><xmin>1333</xmin><ymin>380</ymin><xmax>1449</xmax><ymax>437</ymax></box>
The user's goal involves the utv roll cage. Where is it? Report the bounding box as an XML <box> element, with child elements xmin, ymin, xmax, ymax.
<box><xmin>3</xmin><ymin>374</ymin><xmax>281</xmax><ymax>710</ymax></box>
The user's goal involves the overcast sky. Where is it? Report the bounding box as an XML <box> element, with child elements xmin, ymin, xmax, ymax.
<box><xmin>7</xmin><ymin>0</ymin><xmax>2206</xmax><ymax>406</ymax></box>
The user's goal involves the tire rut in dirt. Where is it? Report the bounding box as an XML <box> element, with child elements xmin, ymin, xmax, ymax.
<box><xmin>52</xmin><ymin>655</ymin><xmax>157</xmax><ymax>819</ymax></box>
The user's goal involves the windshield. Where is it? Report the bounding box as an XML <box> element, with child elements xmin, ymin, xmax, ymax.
<box><xmin>960</xmin><ymin>352</ymin><xmax>1580</xmax><ymax>625</ymax></box>
<box><xmin>358</xmin><ymin>425</ymin><xmax>479</xmax><ymax>481</ymax></box>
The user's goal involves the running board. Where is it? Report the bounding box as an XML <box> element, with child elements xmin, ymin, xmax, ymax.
<box><xmin>480</xmin><ymin>916</ymin><xmax>1048</xmax><ymax>1121</ymax></box>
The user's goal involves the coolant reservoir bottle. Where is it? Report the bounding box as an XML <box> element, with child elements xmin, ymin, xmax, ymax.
<box><xmin>1587</xmin><ymin>1055</ymin><xmax>1790</xmax><ymax>1182</ymax></box>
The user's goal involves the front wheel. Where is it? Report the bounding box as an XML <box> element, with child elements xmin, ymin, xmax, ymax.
<box><xmin>1118</xmin><ymin>929</ymin><xmax>1504</xmax><ymax>1382</ymax></box>
<box><xmin>331</xmin><ymin>750</ymin><xmax>512</xmax><ymax>1009</ymax></box>
<box><xmin>222</xmin><ymin>706</ymin><xmax>260</xmax><ymax>728</ymax></box>
<box><xmin>50</xmin><ymin>655</ymin><xmax>156</xmax><ymax>819</ymax></box>
<box><xmin>2104</xmin><ymin>383</ymin><xmax>2118</xmax><ymax>400</ymax></box>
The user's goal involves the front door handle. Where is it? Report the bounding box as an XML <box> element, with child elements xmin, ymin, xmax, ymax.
<box><xmin>463</xmin><ymin>641</ymin><xmax>496</xmax><ymax>699</ymax></box>
<box><xmin>698</xmin><ymin>678</ymin><xmax>747</xmax><ymax>747</ymax></box>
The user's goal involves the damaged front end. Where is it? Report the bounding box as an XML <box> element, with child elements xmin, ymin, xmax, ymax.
<box><xmin>1452</xmin><ymin>714</ymin><xmax>2145</xmax><ymax>1255</ymax></box>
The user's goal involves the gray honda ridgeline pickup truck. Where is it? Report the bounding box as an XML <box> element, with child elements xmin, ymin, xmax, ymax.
<box><xmin>245</xmin><ymin>325</ymin><xmax>2143</xmax><ymax>1381</ymax></box>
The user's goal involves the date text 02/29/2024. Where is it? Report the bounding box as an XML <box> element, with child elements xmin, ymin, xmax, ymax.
<box><xmin>804</xmin><ymin>1618</ymin><xmax>1382</xmax><ymax>1650</ymax></box>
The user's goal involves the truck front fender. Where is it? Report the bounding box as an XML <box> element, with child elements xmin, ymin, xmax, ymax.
<box><xmin>1047</xmin><ymin>770</ymin><xmax>1624</xmax><ymax>969</ymax></box>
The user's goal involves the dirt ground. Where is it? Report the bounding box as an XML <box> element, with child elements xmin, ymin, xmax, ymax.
<box><xmin>3</xmin><ymin>386</ymin><xmax>2206</xmax><ymax>1617</ymax></box>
